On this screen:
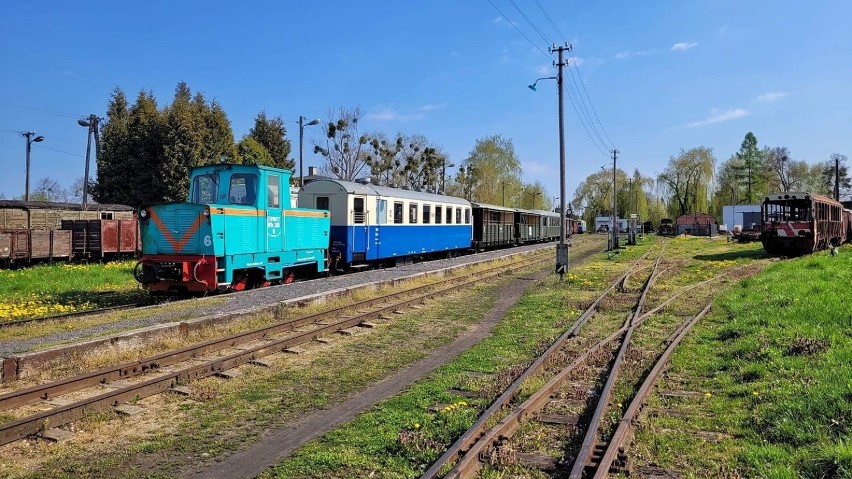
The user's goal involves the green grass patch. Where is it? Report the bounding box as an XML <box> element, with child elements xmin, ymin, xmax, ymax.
<box><xmin>635</xmin><ymin>244</ymin><xmax>852</xmax><ymax>478</ymax></box>
<box><xmin>0</xmin><ymin>260</ymin><xmax>144</xmax><ymax>322</ymax></box>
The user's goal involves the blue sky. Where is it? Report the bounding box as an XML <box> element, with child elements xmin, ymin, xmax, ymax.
<box><xmin>1</xmin><ymin>1</ymin><xmax>850</xmax><ymax>203</ymax></box>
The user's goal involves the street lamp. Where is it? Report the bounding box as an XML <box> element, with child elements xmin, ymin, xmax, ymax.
<box><xmin>20</xmin><ymin>131</ymin><xmax>45</xmax><ymax>201</ymax></box>
<box><xmin>527</xmin><ymin>43</ymin><xmax>570</xmax><ymax>280</ymax></box>
<box><xmin>441</xmin><ymin>159</ymin><xmax>455</xmax><ymax>194</ymax></box>
<box><xmin>299</xmin><ymin>116</ymin><xmax>321</xmax><ymax>187</ymax></box>
<box><xmin>527</xmin><ymin>76</ymin><xmax>556</xmax><ymax>91</ymax></box>
<box><xmin>77</xmin><ymin>115</ymin><xmax>100</xmax><ymax>207</ymax></box>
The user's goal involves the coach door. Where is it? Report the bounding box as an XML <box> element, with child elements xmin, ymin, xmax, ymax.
<box><xmin>374</xmin><ymin>198</ymin><xmax>386</xmax><ymax>259</ymax></box>
<box><xmin>351</xmin><ymin>196</ymin><xmax>368</xmax><ymax>262</ymax></box>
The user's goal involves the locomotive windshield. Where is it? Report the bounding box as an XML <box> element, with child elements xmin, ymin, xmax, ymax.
<box><xmin>191</xmin><ymin>174</ymin><xmax>218</xmax><ymax>204</ymax></box>
<box><xmin>228</xmin><ymin>174</ymin><xmax>258</xmax><ymax>205</ymax></box>
<box><xmin>763</xmin><ymin>199</ymin><xmax>812</xmax><ymax>222</ymax></box>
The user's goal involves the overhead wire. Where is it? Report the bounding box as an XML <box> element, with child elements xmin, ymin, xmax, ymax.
<box><xmin>34</xmin><ymin>144</ymin><xmax>84</xmax><ymax>158</ymax></box>
<box><xmin>486</xmin><ymin>0</ymin><xmax>614</xmax><ymax>157</ymax></box>
<box><xmin>0</xmin><ymin>101</ymin><xmax>84</xmax><ymax>120</ymax></box>
<box><xmin>486</xmin><ymin>0</ymin><xmax>551</xmax><ymax>59</ymax></box>
<box><xmin>532</xmin><ymin>0</ymin><xmax>617</xmax><ymax>151</ymax></box>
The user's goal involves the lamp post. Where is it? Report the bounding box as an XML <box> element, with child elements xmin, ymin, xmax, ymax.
<box><xmin>299</xmin><ymin>116</ymin><xmax>321</xmax><ymax>187</ymax></box>
<box><xmin>527</xmin><ymin>42</ymin><xmax>571</xmax><ymax>280</ymax></box>
<box><xmin>20</xmin><ymin>131</ymin><xmax>45</xmax><ymax>201</ymax></box>
<box><xmin>441</xmin><ymin>159</ymin><xmax>455</xmax><ymax>194</ymax></box>
<box><xmin>526</xmin><ymin>190</ymin><xmax>540</xmax><ymax>210</ymax></box>
<box><xmin>77</xmin><ymin>115</ymin><xmax>100</xmax><ymax>207</ymax></box>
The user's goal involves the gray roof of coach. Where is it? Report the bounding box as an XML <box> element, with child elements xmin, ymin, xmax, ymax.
<box><xmin>303</xmin><ymin>179</ymin><xmax>471</xmax><ymax>206</ymax></box>
<box><xmin>470</xmin><ymin>202</ymin><xmax>518</xmax><ymax>212</ymax></box>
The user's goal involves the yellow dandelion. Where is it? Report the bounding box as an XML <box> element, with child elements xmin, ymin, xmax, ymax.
<box><xmin>752</xmin><ymin>391</ymin><xmax>760</xmax><ymax>396</ymax></box>
<box><xmin>704</xmin><ymin>392</ymin><xmax>712</xmax><ymax>398</ymax></box>
<box><xmin>414</xmin><ymin>423</ymin><xmax>421</xmax><ymax>429</ymax></box>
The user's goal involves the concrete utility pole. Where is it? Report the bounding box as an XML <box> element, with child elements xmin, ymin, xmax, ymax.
<box><xmin>20</xmin><ymin>131</ymin><xmax>45</xmax><ymax>201</ymax></box>
<box><xmin>610</xmin><ymin>149</ymin><xmax>620</xmax><ymax>251</ymax></box>
<box><xmin>77</xmin><ymin>114</ymin><xmax>100</xmax><ymax>207</ymax></box>
<box><xmin>835</xmin><ymin>155</ymin><xmax>841</xmax><ymax>201</ymax></box>
<box><xmin>551</xmin><ymin>43</ymin><xmax>571</xmax><ymax>280</ymax></box>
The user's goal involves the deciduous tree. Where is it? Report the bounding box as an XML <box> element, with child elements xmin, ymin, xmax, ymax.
<box><xmin>314</xmin><ymin>107</ymin><xmax>370</xmax><ymax>181</ymax></box>
<box><xmin>657</xmin><ymin>147</ymin><xmax>716</xmax><ymax>217</ymax></box>
<box><xmin>454</xmin><ymin>135</ymin><xmax>523</xmax><ymax>204</ymax></box>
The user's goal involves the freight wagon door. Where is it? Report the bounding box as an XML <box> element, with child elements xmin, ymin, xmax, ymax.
<box><xmin>350</xmin><ymin>196</ymin><xmax>368</xmax><ymax>263</ymax></box>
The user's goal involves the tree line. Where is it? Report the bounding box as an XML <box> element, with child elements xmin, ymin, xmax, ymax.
<box><xmin>572</xmin><ymin>131</ymin><xmax>850</xmax><ymax>227</ymax></box>
<box><xmin>81</xmin><ymin>83</ymin><xmax>550</xmax><ymax>209</ymax></box>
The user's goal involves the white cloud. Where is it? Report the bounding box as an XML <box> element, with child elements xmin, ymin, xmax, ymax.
<box><xmin>717</xmin><ymin>25</ymin><xmax>728</xmax><ymax>36</ymax></box>
<box><xmin>680</xmin><ymin>108</ymin><xmax>749</xmax><ymax>128</ymax></box>
<box><xmin>570</xmin><ymin>56</ymin><xmax>585</xmax><ymax>67</ymax></box>
<box><xmin>671</xmin><ymin>42</ymin><xmax>698</xmax><ymax>52</ymax></box>
<box><xmin>756</xmin><ymin>91</ymin><xmax>791</xmax><ymax>103</ymax></box>
<box><xmin>614</xmin><ymin>49</ymin><xmax>654</xmax><ymax>60</ymax></box>
<box><xmin>418</xmin><ymin>103</ymin><xmax>447</xmax><ymax>112</ymax></box>
<box><xmin>366</xmin><ymin>106</ymin><xmax>430</xmax><ymax>122</ymax></box>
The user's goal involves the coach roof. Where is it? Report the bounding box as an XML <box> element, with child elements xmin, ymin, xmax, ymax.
<box><xmin>302</xmin><ymin>179</ymin><xmax>471</xmax><ymax>206</ymax></box>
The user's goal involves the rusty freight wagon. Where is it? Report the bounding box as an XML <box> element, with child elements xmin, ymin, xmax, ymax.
<box><xmin>0</xmin><ymin>200</ymin><xmax>138</xmax><ymax>266</ymax></box>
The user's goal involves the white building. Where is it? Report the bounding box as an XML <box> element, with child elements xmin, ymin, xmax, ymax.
<box><xmin>594</xmin><ymin>216</ymin><xmax>626</xmax><ymax>232</ymax></box>
<box><xmin>722</xmin><ymin>204</ymin><xmax>761</xmax><ymax>232</ymax></box>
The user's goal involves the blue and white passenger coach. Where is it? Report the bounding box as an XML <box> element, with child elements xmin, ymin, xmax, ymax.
<box><xmin>298</xmin><ymin>179</ymin><xmax>473</xmax><ymax>269</ymax></box>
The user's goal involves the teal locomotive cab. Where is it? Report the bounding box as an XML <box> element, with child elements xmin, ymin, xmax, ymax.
<box><xmin>137</xmin><ymin>164</ymin><xmax>330</xmax><ymax>294</ymax></box>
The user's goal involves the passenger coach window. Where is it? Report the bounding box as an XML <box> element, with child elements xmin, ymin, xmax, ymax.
<box><xmin>465</xmin><ymin>208</ymin><xmax>471</xmax><ymax>224</ymax></box>
<box><xmin>267</xmin><ymin>175</ymin><xmax>279</xmax><ymax>208</ymax></box>
<box><xmin>229</xmin><ymin>174</ymin><xmax>257</xmax><ymax>205</ymax></box>
<box><xmin>410</xmin><ymin>203</ymin><xmax>419</xmax><ymax>224</ymax></box>
<box><xmin>191</xmin><ymin>174</ymin><xmax>218</xmax><ymax>204</ymax></box>
<box><xmin>394</xmin><ymin>202</ymin><xmax>404</xmax><ymax>224</ymax></box>
<box><xmin>353</xmin><ymin>197</ymin><xmax>365</xmax><ymax>224</ymax></box>
<box><xmin>446</xmin><ymin>207</ymin><xmax>452</xmax><ymax>224</ymax></box>
<box><xmin>490</xmin><ymin>211</ymin><xmax>500</xmax><ymax>222</ymax></box>
<box><xmin>316</xmin><ymin>196</ymin><xmax>329</xmax><ymax>210</ymax></box>
<box><xmin>423</xmin><ymin>205</ymin><xmax>431</xmax><ymax>224</ymax></box>
<box><xmin>455</xmin><ymin>208</ymin><xmax>461</xmax><ymax>224</ymax></box>
<box><xmin>435</xmin><ymin>206</ymin><xmax>442</xmax><ymax>224</ymax></box>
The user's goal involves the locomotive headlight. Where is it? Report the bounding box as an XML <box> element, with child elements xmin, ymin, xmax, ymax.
<box><xmin>139</xmin><ymin>209</ymin><xmax>148</xmax><ymax>219</ymax></box>
<box><xmin>202</xmin><ymin>208</ymin><xmax>210</xmax><ymax>217</ymax></box>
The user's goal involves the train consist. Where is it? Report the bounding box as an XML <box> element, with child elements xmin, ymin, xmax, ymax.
<box><xmin>135</xmin><ymin>164</ymin><xmax>569</xmax><ymax>294</ymax></box>
<box><xmin>760</xmin><ymin>192</ymin><xmax>852</xmax><ymax>256</ymax></box>
<box><xmin>0</xmin><ymin>200</ymin><xmax>139</xmax><ymax>267</ymax></box>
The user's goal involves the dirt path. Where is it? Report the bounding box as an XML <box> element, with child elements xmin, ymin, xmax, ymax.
<box><xmin>183</xmin><ymin>270</ymin><xmax>551</xmax><ymax>479</ymax></box>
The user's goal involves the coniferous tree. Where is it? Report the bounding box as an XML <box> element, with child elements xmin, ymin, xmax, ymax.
<box><xmin>237</xmin><ymin>137</ymin><xmax>274</xmax><ymax>166</ymax></box>
<box><xmin>128</xmin><ymin>91</ymin><xmax>165</xmax><ymax>205</ymax></box>
<box><xmin>158</xmin><ymin>82</ymin><xmax>201</xmax><ymax>202</ymax></box>
<box><xmin>248</xmin><ymin>112</ymin><xmax>292</xmax><ymax>170</ymax></box>
<box><xmin>93</xmin><ymin>87</ymin><xmax>131</xmax><ymax>204</ymax></box>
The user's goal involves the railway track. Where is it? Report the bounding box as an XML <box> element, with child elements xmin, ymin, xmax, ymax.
<box><xmin>0</xmin><ymin>241</ymin><xmax>575</xmax><ymax>330</ymax></box>
<box><xmin>0</xmin><ymin>247</ymin><xmax>562</xmax><ymax>446</ymax></box>
<box><xmin>420</xmin><ymin>241</ymin><xmax>720</xmax><ymax>478</ymax></box>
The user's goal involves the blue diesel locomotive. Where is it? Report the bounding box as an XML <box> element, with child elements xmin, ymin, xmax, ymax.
<box><xmin>136</xmin><ymin>164</ymin><xmax>330</xmax><ymax>294</ymax></box>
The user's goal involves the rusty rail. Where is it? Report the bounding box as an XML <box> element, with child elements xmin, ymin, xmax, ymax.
<box><xmin>0</xmin><ymin>252</ymin><xmax>554</xmax><ymax>446</ymax></box>
<box><xmin>591</xmin><ymin>303</ymin><xmax>712</xmax><ymax>478</ymax></box>
<box><xmin>420</xmin><ymin>246</ymin><xmax>658</xmax><ymax>479</ymax></box>
<box><xmin>567</xmin><ymin>249</ymin><xmax>665</xmax><ymax>478</ymax></box>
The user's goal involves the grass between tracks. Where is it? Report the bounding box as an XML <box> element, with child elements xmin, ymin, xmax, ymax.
<box><xmin>0</xmin><ymin>260</ymin><xmax>145</xmax><ymax>322</ymax></box>
<box><xmin>633</xmin><ymin>243</ymin><xmax>852</xmax><ymax>478</ymax></box>
<box><xmin>0</xmin><ymin>245</ymin><xmax>582</xmax><ymax>478</ymax></box>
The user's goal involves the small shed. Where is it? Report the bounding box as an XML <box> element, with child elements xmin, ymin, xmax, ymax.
<box><xmin>722</xmin><ymin>204</ymin><xmax>761</xmax><ymax>232</ymax></box>
<box><xmin>675</xmin><ymin>212</ymin><xmax>718</xmax><ymax>236</ymax></box>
